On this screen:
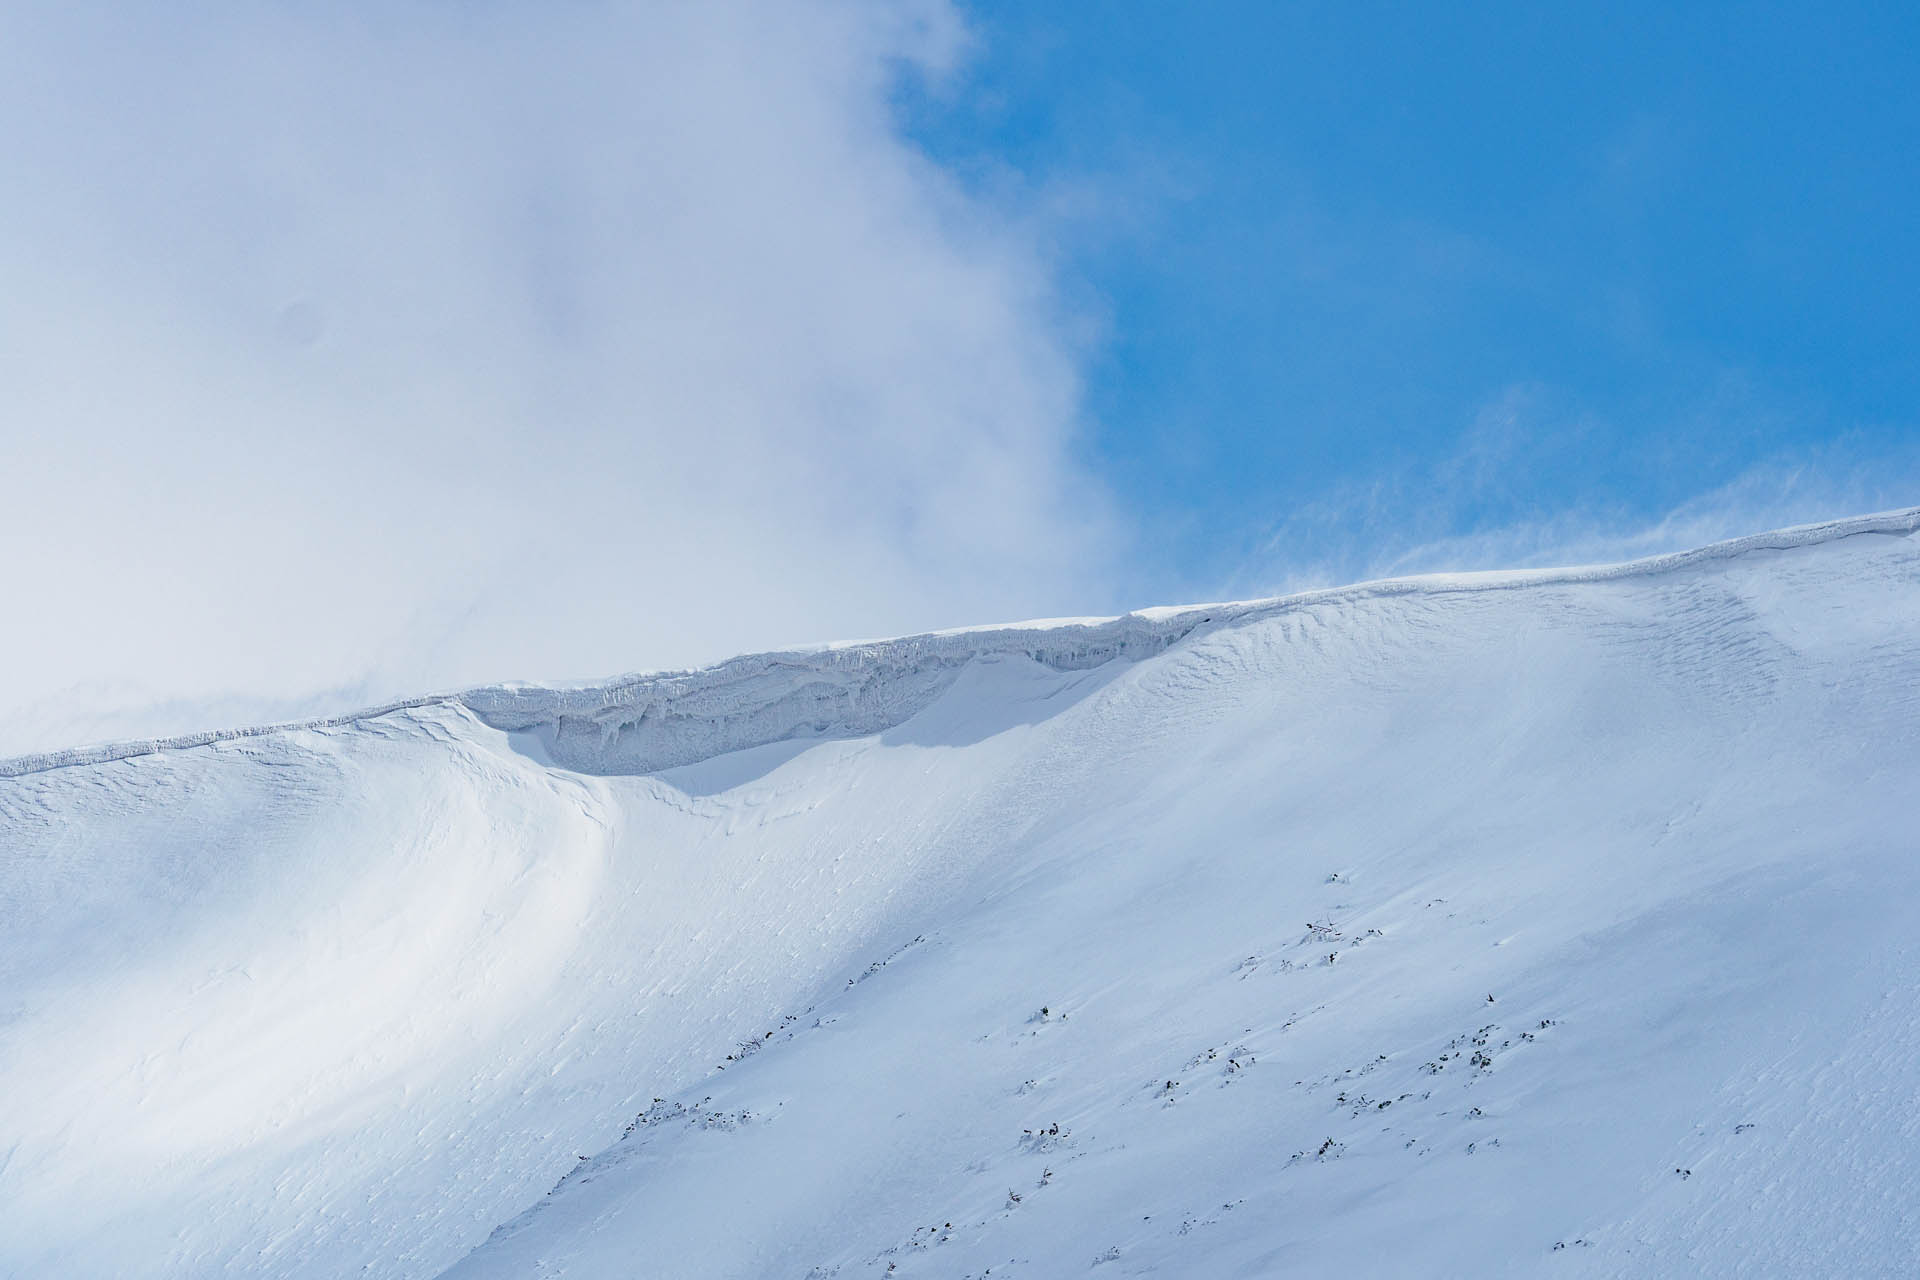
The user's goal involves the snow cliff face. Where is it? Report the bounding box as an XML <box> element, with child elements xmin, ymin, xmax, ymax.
<box><xmin>4</xmin><ymin>511</ymin><xmax>1919</xmax><ymax>1279</ymax></box>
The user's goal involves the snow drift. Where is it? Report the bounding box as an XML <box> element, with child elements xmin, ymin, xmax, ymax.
<box><xmin>3</xmin><ymin>509</ymin><xmax>1919</xmax><ymax>1278</ymax></box>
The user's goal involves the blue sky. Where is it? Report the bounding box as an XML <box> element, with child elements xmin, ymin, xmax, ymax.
<box><xmin>908</xmin><ymin>1</ymin><xmax>1920</xmax><ymax>592</ymax></box>
<box><xmin>3</xmin><ymin>0</ymin><xmax>1916</xmax><ymax>751</ymax></box>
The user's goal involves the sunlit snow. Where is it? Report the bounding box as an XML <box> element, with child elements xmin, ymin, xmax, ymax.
<box><xmin>4</xmin><ymin>510</ymin><xmax>1919</xmax><ymax>1278</ymax></box>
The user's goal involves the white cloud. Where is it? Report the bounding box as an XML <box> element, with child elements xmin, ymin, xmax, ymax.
<box><xmin>0</xmin><ymin>1</ymin><xmax>1122</xmax><ymax>755</ymax></box>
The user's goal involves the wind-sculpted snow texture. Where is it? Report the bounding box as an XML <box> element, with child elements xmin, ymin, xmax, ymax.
<box><xmin>4</xmin><ymin>509</ymin><xmax>1920</xmax><ymax>1279</ymax></box>
<box><xmin>460</xmin><ymin>610</ymin><xmax>1208</xmax><ymax>776</ymax></box>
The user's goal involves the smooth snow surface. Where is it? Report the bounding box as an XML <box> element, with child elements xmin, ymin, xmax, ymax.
<box><xmin>4</xmin><ymin>510</ymin><xmax>1920</xmax><ymax>1278</ymax></box>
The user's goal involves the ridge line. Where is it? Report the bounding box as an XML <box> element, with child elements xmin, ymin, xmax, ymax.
<box><xmin>5</xmin><ymin>505</ymin><xmax>1914</xmax><ymax>779</ymax></box>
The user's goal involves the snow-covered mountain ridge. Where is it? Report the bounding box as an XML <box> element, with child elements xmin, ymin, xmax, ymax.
<box><xmin>5</xmin><ymin>508</ymin><xmax>1920</xmax><ymax>1279</ymax></box>
<box><xmin>9</xmin><ymin>504</ymin><xmax>1918</xmax><ymax>782</ymax></box>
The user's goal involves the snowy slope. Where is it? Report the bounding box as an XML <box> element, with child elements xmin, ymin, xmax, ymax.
<box><xmin>3</xmin><ymin>510</ymin><xmax>1919</xmax><ymax>1278</ymax></box>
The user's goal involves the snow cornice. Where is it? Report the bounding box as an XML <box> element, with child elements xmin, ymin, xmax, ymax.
<box><xmin>6</xmin><ymin>505</ymin><xmax>1916</xmax><ymax>779</ymax></box>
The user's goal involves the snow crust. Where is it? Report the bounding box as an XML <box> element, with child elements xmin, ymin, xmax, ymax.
<box><xmin>4</xmin><ymin>508</ymin><xmax>1920</xmax><ymax>1279</ymax></box>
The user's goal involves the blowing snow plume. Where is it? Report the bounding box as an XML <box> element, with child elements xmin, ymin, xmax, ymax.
<box><xmin>4</xmin><ymin>509</ymin><xmax>1919</xmax><ymax>1277</ymax></box>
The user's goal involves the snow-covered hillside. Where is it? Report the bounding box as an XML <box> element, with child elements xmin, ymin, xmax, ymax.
<box><xmin>5</xmin><ymin>510</ymin><xmax>1920</xmax><ymax>1278</ymax></box>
